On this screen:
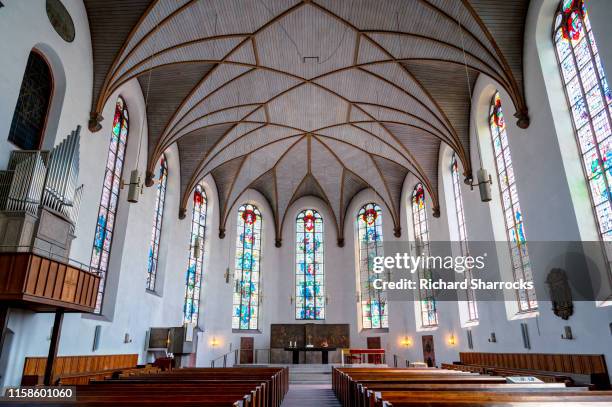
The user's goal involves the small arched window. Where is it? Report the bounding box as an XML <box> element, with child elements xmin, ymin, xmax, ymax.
<box><xmin>489</xmin><ymin>92</ymin><xmax>537</xmax><ymax>312</ymax></box>
<box><xmin>295</xmin><ymin>209</ymin><xmax>324</xmax><ymax>320</ymax></box>
<box><xmin>91</xmin><ymin>97</ymin><xmax>128</xmax><ymax>313</ymax></box>
<box><xmin>184</xmin><ymin>185</ymin><xmax>207</xmax><ymax>324</ymax></box>
<box><xmin>8</xmin><ymin>51</ymin><xmax>52</xmax><ymax>150</ymax></box>
<box><xmin>146</xmin><ymin>154</ymin><xmax>168</xmax><ymax>291</ymax></box>
<box><xmin>451</xmin><ymin>154</ymin><xmax>478</xmax><ymax>322</ymax></box>
<box><xmin>411</xmin><ymin>184</ymin><xmax>438</xmax><ymax>328</ymax></box>
<box><xmin>232</xmin><ymin>204</ymin><xmax>262</xmax><ymax>330</ymax></box>
<box><xmin>554</xmin><ymin>1</ymin><xmax>612</xmax><ymax>259</ymax></box>
<box><xmin>357</xmin><ymin>203</ymin><xmax>388</xmax><ymax>329</ymax></box>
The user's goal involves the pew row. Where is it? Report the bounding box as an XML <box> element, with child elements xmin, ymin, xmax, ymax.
<box><xmin>333</xmin><ymin>367</ymin><xmax>612</xmax><ymax>407</ymax></box>
<box><xmin>9</xmin><ymin>367</ymin><xmax>288</xmax><ymax>407</ymax></box>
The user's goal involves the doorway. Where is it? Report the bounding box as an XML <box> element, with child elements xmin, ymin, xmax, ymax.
<box><xmin>366</xmin><ymin>336</ymin><xmax>382</xmax><ymax>364</ymax></box>
<box><xmin>240</xmin><ymin>337</ymin><xmax>254</xmax><ymax>364</ymax></box>
<box><xmin>421</xmin><ymin>335</ymin><xmax>435</xmax><ymax>367</ymax></box>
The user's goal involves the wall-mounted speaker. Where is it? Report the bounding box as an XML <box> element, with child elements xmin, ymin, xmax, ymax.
<box><xmin>466</xmin><ymin>329</ymin><xmax>474</xmax><ymax>350</ymax></box>
<box><xmin>92</xmin><ymin>325</ymin><xmax>101</xmax><ymax>351</ymax></box>
<box><xmin>520</xmin><ymin>323</ymin><xmax>530</xmax><ymax>349</ymax></box>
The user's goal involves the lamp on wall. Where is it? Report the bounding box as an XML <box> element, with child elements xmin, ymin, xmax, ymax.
<box><xmin>400</xmin><ymin>336</ymin><xmax>412</xmax><ymax>347</ymax></box>
<box><xmin>123</xmin><ymin>22</ymin><xmax>162</xmax><ymax>204</ymax></box>
<box><xmin>210</xmin><ymin>336</ymin><xmax>220</xmax><ymax>347</ymax></box>
<box><xmin>190</xmin><ymin>236</ymin><xmax>202</xmax><ymax>260</ymax></box>
<box><xmin>455</xmin><ymin>5</ymin><xmax>493</xmax><ymax>203</ymax></box>
<box><xmin>448</xmin><ymin>334</ymin><xmax>456</xmax><ymax>346</ymax></box>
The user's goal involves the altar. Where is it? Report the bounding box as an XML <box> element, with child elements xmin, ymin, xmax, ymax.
<box><xmin>284</xmin><ymin>347</ymin><xmax>337</xmax><ymax>364</ymax></box>
<box><xmin>270</xmin><ymin>323</ymin><xmax>349</xmax><ymax>364</ymax></box>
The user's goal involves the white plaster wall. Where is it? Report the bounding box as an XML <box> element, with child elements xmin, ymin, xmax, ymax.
<box><xmin>0</xmin><ymin>0</ymin><xmax>189</xmax><ymax>387</ymax></box>
<box><xmin>440</xmin><ymin>0</ymin><xmax>612</xmax><ymax>380</ymax></box>
<box><xmin>2</xmin><ymin>0</ymin><xmax>612</xmax><ymax>387</ymax></box>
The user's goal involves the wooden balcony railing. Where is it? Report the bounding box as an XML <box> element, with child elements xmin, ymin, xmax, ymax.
<box><xmin>0</xmin><ymin>252</ymin><xmax>100</xmax><ymax>312</ymax></box>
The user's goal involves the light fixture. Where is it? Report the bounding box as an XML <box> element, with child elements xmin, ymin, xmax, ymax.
<box><xmin>470</xmin><ymin>168</ymin><xmax>493</xmax><ymax>202</ymax></box>
<box><xmin>455</xmin><ymin>7</ymin><xmax>493</xmax><ymax>203</ymax></box>
<box><xmin>121</xmin><ymin>169</ymin><xmax>142</xmax><ymax>203</ymax></box>
<box><xmin>210</xmin><ymin>336</ymin><xmax>220</xmax><ymax>347</ymax></box>
<box><xmin>448</xmin><ymin>334</ymin><xmax>456</xmax><ymax>346</ymax></box>
<box><xmin>126</xmin><ymin>22</ymin><xmax>161</xmax><ymax>204</ymax></box>
<box><xmin>190</xmin><ymin>236</ymin><xmax>202</xmax><ymax>260</ymax></box>
<box><xmin>400</xmin><ymin>336</ymin><xmax>412</xmax><ymax>347</ymax></box>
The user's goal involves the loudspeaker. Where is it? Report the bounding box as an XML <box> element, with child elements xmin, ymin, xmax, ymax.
<box><xmin>92</xmin><ymin>325</ymin><xmax>101</xmax><ymax>351</ymax></box>
<box><xmin>466</xmin><ymin>329</ymin><xmax>473</xmax><ymax>350</ymax></box>
<box><xmin>520</xmin><ymin>323</ymin><xmax>530</xmax><ymax>349</ymax></box>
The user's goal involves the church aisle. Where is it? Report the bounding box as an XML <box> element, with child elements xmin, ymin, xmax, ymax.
<box><xmin>281</xmin><ymin>384</ymin><xmax>341</xmax><ymax>407</ymax></box>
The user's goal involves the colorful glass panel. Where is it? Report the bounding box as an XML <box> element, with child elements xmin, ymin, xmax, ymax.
<box><xmin>295</xmin><ymin>209</ymin><xmax>325</xmax><ymax>320</ymax></box>
<box><xmin>146</xmin><ymin>154</ymin><xmax>168</xmax><ymax>291</ymax></box>
<box><xmin>183</xmin><ymin>185</ymin><xmax>207</xmax><ymax>324</ymax></box>
<box><xmin>451</xmin><ymin>154</ymin><xmax>479</xmax><ymax>322</ymax></box>
<box><xmin>357</xmin><ymin>203</ymin><xmax>388</xmax><ymax>329</ymax></box>
<box><xmin>489</xmin><ymin>92</ymin><xmax>537</xmax><ymax>312</ymax></box>
<box><xmin>555</xmin><ymin>1</ymin><xmax>612</xmax><ymax>258</ymax></box>
<box><xmin>232</xmin><ymin>204</ymin><xmax>262</xmax><ymax>330</ymax></box>
<box><xmin>411</xmin><ymin>184</ymin><xmax>438</xmax><ymax>327</ymax></box>
<box><xmin>90</xmin><ymin>97</ymin><xmax>128</xmax><ymax>313</ymax></box>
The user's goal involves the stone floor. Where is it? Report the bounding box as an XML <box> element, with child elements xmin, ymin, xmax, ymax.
<box><xmin>281</xmin><ymin>384</ymin><xmax>341</xmax><ymax>407</ymax></box>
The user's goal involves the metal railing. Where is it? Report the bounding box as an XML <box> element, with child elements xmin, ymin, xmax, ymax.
<box><xmin>392</xmin><ymin>354</ymin><xmax>410</xmax><ymax>368</ymax></box>
<box><xmin>210</xmin><ymin>348</ymin><xmax>272</xmax><ymax>367</ymax></box>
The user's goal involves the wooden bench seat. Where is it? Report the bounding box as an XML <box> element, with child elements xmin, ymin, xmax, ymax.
<box><xmin>372</xmin><ymin>390</ymin><xmax>612</xmax><ymax>406</ymax></box>
<box><xmin>333</xmin><ymin>366</ymin><xmax>612</xmax><ymax>407</ymax></box>
<box><xmin>11</xmin><ymin>366</ymin><xmax>288</xmax><ymax>407</ymax></box>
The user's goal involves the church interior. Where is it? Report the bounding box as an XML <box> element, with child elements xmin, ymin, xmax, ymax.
<box><xmin>1</xmin><ymin>0</ymin><xmax>612</xmax><ymax>405</ymax></box>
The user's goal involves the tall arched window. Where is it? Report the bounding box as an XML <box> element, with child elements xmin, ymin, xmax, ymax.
<box><xmin>90</xmin><ymin>97</ymin><xmax>128</xmax><ymax>313</ymax></box>
<box><xmin>8</xmin><ymin>51</ymin><xmax>52</xmax><ymax>150</ymax></box>
<box><xmin>411</xmin><ymin>184</ymin><xmax>438</xmax><ymax>328</ymax></box>
<box><xmin>357</xmin><ymin>203</ymin><xmax>388</xmax><ymax>329</ymax></box>
<box><xmin>184</xmin><ymin>185</ymin><xmax>207</xmax><ymax>324</ymax></box>
<box><xmin>146</xmin><ymin>154</ymin><xmax>168</xmax><ymax>291</ymax></box>
<box><xmin>232</xmin><ymin>204</ymin><xmax>262</xmax><ymax>330</ymax></box>
<box><xmin>451</xmin><ymin>154</ymin><xmax>478</xmax><ymax>322</ymax></box>
<box><xmin>554</xmin><ymin>1</ymin><xmax>612</xmax><ymax>254</ymax></box>
<box><xmin>489</xmin><ymin>92</ymin><xmax>537</xmax><ymax>312</ymax></box>
<box><xmin>295</xmin><ymin>209</ymin><xmax>325</xmax><ymax>320</ymax></box>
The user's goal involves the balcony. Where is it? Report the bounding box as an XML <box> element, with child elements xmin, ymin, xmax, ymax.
<box><xmin>0</xmin><ymin>251</ymin><xmax>100</xmax><ymax>313</ymax></box>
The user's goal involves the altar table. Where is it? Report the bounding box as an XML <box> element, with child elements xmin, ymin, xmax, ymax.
<box><xmin>284</xmin><ymin>347</ymin><xmax>337</xmax><ymax>364</ymax></box>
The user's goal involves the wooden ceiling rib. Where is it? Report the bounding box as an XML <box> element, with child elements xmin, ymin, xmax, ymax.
<box><xmin>85</xmin><ymin>0</ymin><xmax>531</xmax><ymax>243</ymax></box>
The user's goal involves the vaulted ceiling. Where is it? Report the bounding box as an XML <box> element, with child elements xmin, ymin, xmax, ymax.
<box><xmin>84</xmin><ymin>0</ymin><xmax>530</xmax><ymax>246</ymax></box>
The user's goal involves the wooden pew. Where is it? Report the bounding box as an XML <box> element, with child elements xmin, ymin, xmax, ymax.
<box><xmin>458</xmin><ymin>352</ymin><xmax>610</xmax><ymax>389</ymax></box>
<box><xmin>441</xmin><ymin>363</ymin><xmax>574</xmax><ymax>385</ymax></box>
<box><xmin>371</xmin><ymin>390</ymin><xmax>612</xmax><ymax>406</ymax></box>
<box><xmin>333</xmin><ymin>367</ymin><xmax>612</xmax><ymax>407</ymax></box>
<box><xmin>9</xmin><ymin>367</ymin><xmax>288</xmax><ymax>407</ymax></box>
<box><xmin>22</xmin><ymin>354</ymin><xmax>139</xmax><ymax>385</ymax></box>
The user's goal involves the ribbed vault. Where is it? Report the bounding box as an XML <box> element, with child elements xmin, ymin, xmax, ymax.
<box><xmin>84</xmin><ymin>0</ymin><xmax>530</xmax><ymax>246</ymax></box>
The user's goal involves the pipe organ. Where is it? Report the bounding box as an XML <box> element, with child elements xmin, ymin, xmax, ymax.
<box><xmin>0</xmin><ymin>127</ymin><xmax>84</xmax><ymax>258</ymax></box>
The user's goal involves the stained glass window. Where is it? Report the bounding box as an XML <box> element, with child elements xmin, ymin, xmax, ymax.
<box><xmin>357</xmin><ymin>203</ymin><xmax>388</xmax><ymax>329</ymax></box>
<box><xmin>451</xmin><ymin>154</ymin><xmax>479</xmax><ymax>322</ymax></box>
<box><xmin>295</xmin><ymin>209</ymin><xmax>325</xmax><ymax>320</ymax></box>
<box><xmin>146</xmin><ymin>154</ymin><xmax>168</xmax><ymax>291</ymax></box>
<box><xmin>411</xmin><ymin>184</ymin><xmax>438</xmax><ymax>327</ymax></box>
<box><xmin>554</xmin><ymin>1</ymin><xmax>612</xmax><ymax>253</ymax></box>
<box><xmin>183</xmin><ymin>185</ymin><xmax>207</xmax><ymax>324</ymax></box>
<box><xmin>232</xmin><ymin>204</ymin><xmax>262</xmax><ymax>330</ymax></box>
<box><xmin>90</xmin><ymin>97</ymin><xmax>128</xmax><ymax>313</ymax></box>
<box><xmin>8</xmin><ymin>51</ymin><xmax>52</xmax><ymax>150</ymax></box>
<box><xmin>489</xmin><ymin>92</ymin><xmax>538</xmax><ymax>312</ymax></box>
